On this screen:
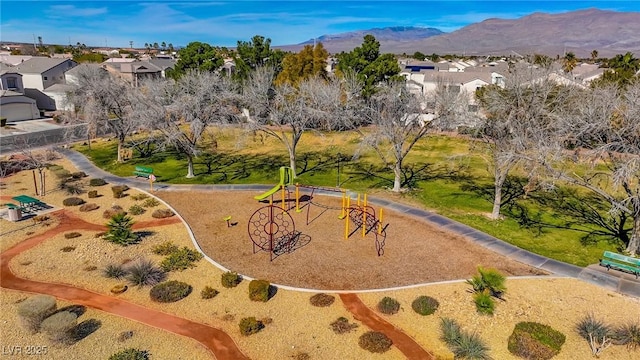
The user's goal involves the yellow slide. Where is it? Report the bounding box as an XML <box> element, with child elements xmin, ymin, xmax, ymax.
<box><xmin>254</xmin><ymin>167</ymin><xmax>294</xmax><ymax>201</ymax></box>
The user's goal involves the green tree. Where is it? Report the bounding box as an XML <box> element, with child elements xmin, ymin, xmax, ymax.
<box><xmin>336</xmin><ymin>35</ymin><xmax>401</xmax><ymax>97</ymax></box>
<box><xmin>167</xmin><ymin>41</ymin><xmax>224</xmax><ymax>79</ymax></box>
<box><xmin>594</xmin><ymin>52</ymin><xmax>640</xmax><ymax>87</ymax></box>
<box><xmin>413</xmin><ymin>51</ymin><xmax>426</xmax><ymax>61</ymax></box>
<box><xmin>234</xmin><ymin>35</ymin><xmax>285</xmax><ymax>81</ymax></box>
<box><xmin>104</xmin><ymin>213</ymin><xmax>138</xmax><ymax>246</ymax></box>
<box><xmin>591</xmin><ymin>49</ymin><xmax>599</xmax><ymax>62</ymax></box>
<box><xmin>275</xmin><ymin>43</ymin><xmax>329</xmax><ymax>86</ymax></box>
<box><xmin>161</xmin><ymin>41</ymin><xmax>166</xmax><ymax>51</ymax></box>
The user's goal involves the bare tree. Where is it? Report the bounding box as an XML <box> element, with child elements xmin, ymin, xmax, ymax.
<box><xmin>243</xmin><ymin>68</ymin><xmax>358</xmax><ymax>177</ymax></box>
<box><xmin>476</xmin><ymin>64</ymin><xmax>575</xmax><ymax>219</ymax></box>
<box><xmin>142</xmin><ymin>71</ymin><xmax>238</xmax><ymax>178</ymax></box>
<box><xmin>359</xmin><ymin>80</ymin><xmax>465</xmax><ymax>192</ymax></box>
<box><xmin>556</xmin><ymin>82</ymin><xmax>640</xmax><ymax>255</ymax></box>
<box><xmin>2</xmin><ymin>135</ymin><xmax>59</xmax><ymax>196</ymax></box>
<box><xmin>67</xmin><ymin>66</ymin><xmax>139</xmax><ymax>162</ymax></box>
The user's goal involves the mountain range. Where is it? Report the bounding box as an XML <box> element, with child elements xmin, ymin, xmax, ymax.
<box><xmin>278</xmin><ymin>8</ymin><xmax>640</xmax><ymax>57</ymax></box>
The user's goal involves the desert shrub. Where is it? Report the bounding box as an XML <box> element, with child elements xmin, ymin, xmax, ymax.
<box><xmin>142</xmin><ymin>198</ymin><xmax>160</xmax><ymax>207</ymax></box>
<box><xmin>110</xmin><ymin>284</ymin><xmax>128</xmax><ymax>294</ymax></box>
<box><xmin>248</xmin><ymin>279</ymin><xmax>271</xmax><ymax>302</ymax></box>
<box><xmin>201</xmin><ymin>286</ymin><xmax>220</xmax><ymax>299</ymax></box>
<box><xmin>152</xmin><ymin>241</ymin><xmax>179</xmax><ymax>256</ymax></box>
<box><xmin>150</xmin><ymin>281</ymin><xmax>192</xmax><ymax>303</ymax></box>
<box><xmin>60</xmin><ymin>246</ymin><xmax>76</xmax><ymax>252</ymax></box>
<box><xmin>310</xmin><ymin>293</ymin><xmax>335</xmax><ymax>307</ymax></box>
<box><xmin>40</xmin><ymin>310</ymin><xmax>77</xmax><ymax>344</ymax></box>
<box><xmin>53</xmin><ymin>168</ymin><xmax>71</xmax><ymax>179</ymax></box>
<box><xmin>103</xmin><ymin>206</ymin><xmax>126</xmax><ymax>219</ymax></box>
<box><xmin>89</xmin><ymin>178</ymin><xmax>107</xmax><ymax>187</ymax></box>
<box><xmin>128</xmin><ymin>204</ymin><xmax>145</xmax><ymax>215</ymax></box>
<box><xmin>440</xmin><ymin>318</ymin><xmax>491</xmax><ymax>359</ymax></box>
<box><xmin>32</xmin><ymin>215</ymin><xmax>49</xmax><ymax>223</ymax></box>
<box><xmin>151</xmin><ymin>209</ymin><xmax>173</xmax><ymax>218</ymax></box>
<box><xmin>104</xmin><ymin>213</ymin><xmax>138</xmax><ymax>246</ymax></box>
<box><xmin>71</xmin><ymin>171</ymin><xmax>87</xmax><ymax>179</ymax></box>
<box><xmin>79</xmin><ymin>203</ymin><xmax>99</xmax><ymax>212</ymax></box>
<box><xmin>613</xmin><ymin>321</ymin><xmax>640</xmax><ymax>350</ymax></box>
<box><xmin>377</xmin><ymin>296</ymin><xmax>400</xmax><ymax>315</ymax></box>
<box><xmin>108</xmin><ymin>348</ymin><xmax>149</xmax><ymax>360</ymax></box>
<box><xmin>62</xmin><ymin>197</ymin><xmax>85</xmax><ymax>206</ymax></box>
<box><xmin>330</xmin><ymin>317</ymin><xmax>358</xmax><ymax>334</ymax></box>
<box><xmin>60</xmin><ymin>182</ymin><xmax>83</xmax><ymax>195</ymax></box>
<box><xmin>125</xmin><ymin>259</ymin><xmax>165</xmax><ymax>287</ymax></box>
<box><xmin>117</xmin><ymin>330</ymin><xmax>135</xmax><ymax>342</ymax></box>
<box><xmin>221</xmin><ymin>271</ymin><xmax>242</xmax><ymax>288</ymax></box>
<box><xmin>467</xmin><ymin>267</ymin><xmax>506</xmax><ymax>299</ymax></box>
<box><xmin>88</xmin><ymin>190</ymin><xmax>98</xmax><ymax>198</ymax></box>
<box><xmin>104</xmin><ymin>264</ymin><xmax>128</xmax><ymax>279</ymax></box>
<box><xmin>111</xmin><ymin>185</ymin><xmax>129</xmax><ymax>198</ymax></box>
<box><xmin>358</xmin><ymin>331</ymin><xmax>393</xmax><ymax>353</ymax></box>
<box><xmin>64</xmin><ymin>232</ymin><xmax>81</xmax><ymax>239</ymax></box>
<box><xmin>131</xmin><ymin>193</ymin><xmax>149</xmax><ymax>201</ymax></box>
<box><xmin>474</xmin><ymin>292</ymin><xmax>495</xmax><ymax>315</ymax></box>
<box><xmin>440</xmin><ymin>317</ymin><xmax>462</xmax><ymax>345</ymax></box>
<box><xmin>452</xmin><ymin>332</ymin><xmax>492</xmax><ymax>360</ymax></box>
<box><xmin>508</xmin><ymin>322</ymin><xmax>565</xmax><ymax>360</ymax></box>
<box><xmin>576</xmin><ymin>314</ymin><xmax>614</xmax><ymax>356</ymax></box>
<box><xmin>17</xmin><ymin>295</ymin><xmax>57</xmax><ymax>334</ymax></box>
<box><xmin>411</xmin><ymin>295</ymin><xmax>439</xmax><ymax>316</ymax></box>
<box><xmin>239</xmin><ymin>317</ymin><xmax>264</xmax><ymax>336</ymax></box>
<box><xmin>160</xmin><ymin>247</ymin><xmax>203</xmax><ymax>272</ymax></box>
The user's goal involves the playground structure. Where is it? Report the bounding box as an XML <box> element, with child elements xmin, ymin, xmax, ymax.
<box><xmin>247</xmin><ymin>167</ymin><xmax>387</xmax><ymax>261</ymax></box>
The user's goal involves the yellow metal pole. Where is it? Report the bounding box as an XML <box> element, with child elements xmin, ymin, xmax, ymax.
<box><xmin>295</xmin><ymin>183</ymin><xmax>300</xmax><ymax>212</ymax></box>
<box><xmin>362</xmin><ymin>194</ymin><xmax>367</xmax><ymax>237</ymax></box>
<box><xmin>281</xmin><ymin>185</ymin><xmax>285</xmax><ymax>211</ymax></box>
<box><xmin>378</xmin><ymin>208</ymin><xmax>383</xmax><ymax>234</ymax></box>
<box><xmin>357</xmin><ymin>193</ymin><xmax>361</xmax><ymax>207</ymax></box>
<box><xmin>345</xmin><ymin>195</ymin><xmax>350</xmax><ymax>240</ymax></box>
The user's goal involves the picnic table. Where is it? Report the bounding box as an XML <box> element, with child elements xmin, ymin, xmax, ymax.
<box><xmin>12</xmin><ymin>195</ymin><xmax>43</xmax><ymax>212</ymax></box>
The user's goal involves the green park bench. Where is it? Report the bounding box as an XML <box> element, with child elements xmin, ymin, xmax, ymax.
<box><xmin>133</xmin><ymin>166</ymin><xmax>154</xmax><ymax>178</ymax></box>
<box><xmin>599</xmin><ymin>251</ymin><xmax>640</xmax><ymax>279</ymax></box>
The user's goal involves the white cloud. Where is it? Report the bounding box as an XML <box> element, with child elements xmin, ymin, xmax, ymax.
<box><xmin>47</xmin><ymin>5</ymin><xmax>108</xmax><ymax>17</ymax></box>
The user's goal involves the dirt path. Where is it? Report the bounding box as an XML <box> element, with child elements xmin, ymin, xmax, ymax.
<box><xmin>0</xmin><ymin>210</ymin><xmax>249</xmax><ymax>360</ymax></box>
<box><xmin>340</xmin><ymin>293</ymin><xmax>434</xmax><ymax>359</ymax></box>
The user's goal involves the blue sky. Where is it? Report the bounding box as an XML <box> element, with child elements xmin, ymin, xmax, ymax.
<box><xmin>1</xmin><ymin>1</ymin><xmax>639</xmax><ymax>48</ymax></box>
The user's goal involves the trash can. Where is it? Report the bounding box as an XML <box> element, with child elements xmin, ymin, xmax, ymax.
<box><xmin>8</xmin><ymin>208</ymin><xmax>22</xmax><ymax>221</ymax></box>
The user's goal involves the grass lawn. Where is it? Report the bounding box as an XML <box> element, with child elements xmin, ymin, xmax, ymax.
<box><xmin>73</xmin><ymin>127</ymin><xmax>624</xmax><ymax>267</ymax></box>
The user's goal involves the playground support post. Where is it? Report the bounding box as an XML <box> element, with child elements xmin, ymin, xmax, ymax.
<box><xmin>378</xmin><ymin>208</ymin><xmax>383</xmax><ymax>235</ymax></box>
<box><xmin>339</xmin><ymin>190</ymin><xmax>346</xmax><ymax>219</ymax></box>
<box><xmin>344</xmin><ymin>195</ymin><xmax>350</xmax><ymax>240</ymax></box>
<box><xmin>362</xmin><ymin>194</ymin><xmax>367</xmax><ymax>238</ymax></box>
<box><xmin>281</xmin><ymin>185</ymin><xmax>286</xmax><ymax>211</ymax></box>
<box><xmin>295</xmin><ymin>183</ymin><xmax>301</xmax><ymax>213</ymax></box>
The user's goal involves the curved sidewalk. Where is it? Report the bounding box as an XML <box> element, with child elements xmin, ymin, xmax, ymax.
<box><xmin>58</xmin><ymin>148</ymin><xmax>640</xmax><ymax>298</ymax></box>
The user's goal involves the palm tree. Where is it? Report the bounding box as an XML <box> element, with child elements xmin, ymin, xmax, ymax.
<box><xmin>161</xmin><ymin>41</ymin><xmax>166</xmax><ymax>51</ymax></box>
<box><xmin>563</xmin><ymin>52</ymin><xmax>578</xmax><ymax>74</ymax></box>
<box><xmin>591</xmin><ymin>50</ymin><xmax>598</xmax><ymax>62</ymax></box>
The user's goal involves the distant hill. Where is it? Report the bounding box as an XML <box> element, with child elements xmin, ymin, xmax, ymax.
<box><xmin>277</xmin><ymin>8</ymin><xmax>640</xmax><ymax>57</ymax></box>
<box><xmin>277</xmin><ymin>26</ymin><xmax>444</xmax><ymax>53</ymax></box>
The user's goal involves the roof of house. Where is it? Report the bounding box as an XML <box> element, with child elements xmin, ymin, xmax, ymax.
<box><xmin>44</xmin><ymin>83</ymin><xmax>75</xmax><ymax>93</ymax></box>
<box><xmin>419</xmin><ymin>71</ymin><xmax>493</xmax><ymax>85</ymax></box>
<box><xmin>65</xmin><ymin>63</ymin><xmax>103</xmax><ymax>77</ymax></box>
<box><xmin>0</xmin><ymin>63</ymin><xmax>20</xmax><ymax>76</ymax></box>
<box><xmin>14</xmin><ymin>57</ymin><xmax>75</xmax><ymax>74</ymax></box>
<box><xmin>147</xmin><ymin>58</ymin><xmax>176</xmax><ymax>70</ymax></box>
<box><xmin>0</xmin><ymin>89</ymin><xmax>25</xmax><ymax>97</ymax></box>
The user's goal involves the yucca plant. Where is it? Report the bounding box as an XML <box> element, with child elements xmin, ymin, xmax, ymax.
<box><xmin>104</xmin><ymin>213</ymin><xmax>138</xmax><ymax>246</ymax></box>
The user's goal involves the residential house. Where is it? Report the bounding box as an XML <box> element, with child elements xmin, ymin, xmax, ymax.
<box><xmin>0</xmin><ymin>64</ymin><xmax>40</xmax><ymax>121</ymax></box>
<box><xmin>12</xmin><ymin>57</ymin><xmax>77</xmax><ymax>111</ymax></box>
<box><xmin>101</xmin><ymin>58</ymin><xmax>175</xmax><ymax>86</ymax></box>
<box><xmin>14</xmin><ymin>57</ymin><xmax>77</xmax><ymax>91</ymax></box>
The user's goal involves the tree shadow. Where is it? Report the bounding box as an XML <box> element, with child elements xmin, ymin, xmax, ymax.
<box><xmin>347</xmin><ymin>161</ymin><xmax>472</xmax><ymax>190</ymax></box>
<box><xmin>461</xmin><ymin>175</ymin><xmax>629</xmax><ymax>249</ymax></box>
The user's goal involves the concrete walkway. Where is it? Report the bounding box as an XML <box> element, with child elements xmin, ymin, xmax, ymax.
<box><xmin>57</xmin><ymin>148</ymin><xmax>640</xmax><ymax>298</ymax></box>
